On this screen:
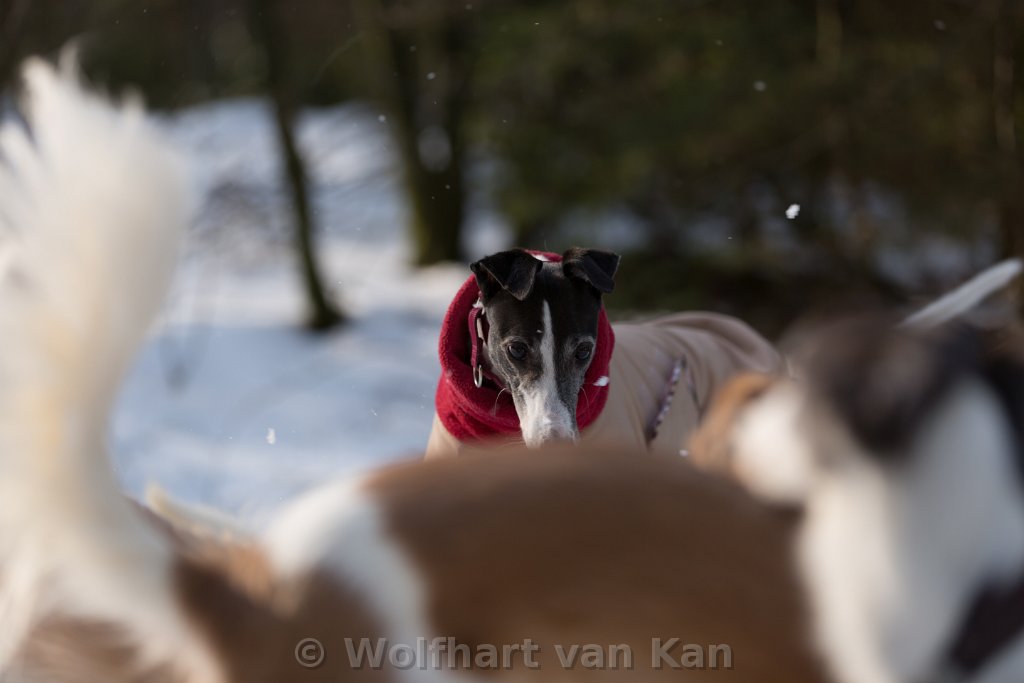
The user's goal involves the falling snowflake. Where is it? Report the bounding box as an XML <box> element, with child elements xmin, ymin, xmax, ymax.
<box><xmin>377</xmin><ymin>114</ymin><xmax>387</xmax><ymax>123</ymax></box>
<box><xmin>427</xmin><ymin>72</ymin><xmax>436</xmax><ymax>81</ymax></box>
<box><xmin>785</xmin><ymin>203</ymin><xmax>801</xmax><ymax>220</ymax></box>
<box><xmin>266</xmin><ymin>428</ymin><xmax>277</xmax><ymax>445</ymax></box>
<box><xmin>753</xmin><ymin>80</ymin><xmax>766</xmax><ymax>92</ymax></box>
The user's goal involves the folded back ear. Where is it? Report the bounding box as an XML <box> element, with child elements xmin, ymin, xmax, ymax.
<box><xmin>470</xmin><ymin>249</ymin><xmax>543</xmax><ymax>301</ymax></box>
<box><xmin>689</xmin><ymin>373</ymin><xmax>780</xmax><ymax>476</ymax></box>
<box><xmin>562</xmin><ymin>248</ymin><xmax>621</xmax><ymax>294</ymax></box>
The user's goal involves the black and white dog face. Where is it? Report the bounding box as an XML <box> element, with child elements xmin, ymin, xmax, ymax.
<box><xmin>470</xmin><ymin>248</ymin><xmax>619</xmax><ymax>448</ymax></box>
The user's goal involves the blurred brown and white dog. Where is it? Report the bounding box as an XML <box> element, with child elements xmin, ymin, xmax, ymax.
<box><xmin>691</xmin><ymin>316</ymin><xmax>1024</xmax><ymax>683</ymax></box>
<box><xmin>0</xmin><ymin>61</ymin><xmax>834</xmax><ymax>683</ymax></box>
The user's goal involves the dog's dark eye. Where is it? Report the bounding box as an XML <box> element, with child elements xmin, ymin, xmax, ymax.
<box><xmin>575</xmin><ymin>343</ymin><xmax>594</xmax><ymax>362</ymax></box>
<box><xmin>507</xmin><ymin>341</ymin><xmax>529</xmax><ymax>361</ymax></box>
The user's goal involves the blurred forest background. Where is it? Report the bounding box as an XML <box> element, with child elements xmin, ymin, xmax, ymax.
<box><xmin>2</xmin><ymin>0</ymin><xmax>1022</xmax><ymax>335</ymax></box>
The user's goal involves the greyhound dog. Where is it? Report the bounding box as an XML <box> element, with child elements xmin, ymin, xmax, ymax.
<box><xmin>427</xmin><ymin>249</ymin><xmax>783</xmax><ymax>458</ymax></box>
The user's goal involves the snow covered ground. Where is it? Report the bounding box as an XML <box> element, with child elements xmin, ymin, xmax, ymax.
<box><xmin>112</xmin><ymin>99</ymin><xmax>507</xmax><ymax>528</ymax></box>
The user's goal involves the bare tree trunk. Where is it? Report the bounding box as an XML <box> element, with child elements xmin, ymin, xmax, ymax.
<box><xmin>248</xmin><ymin>0</ymin><xmax>343</xmax><ymax>331</ymax></box>
<box><xmin>355</xmin><ymin>0</ymin><xmax>472</xmax><ymax>265</ymax></box>
<box><xmin>387</xmin><ymin>24</ymin><xmax>467</xmax><ymax>264</ymax></box>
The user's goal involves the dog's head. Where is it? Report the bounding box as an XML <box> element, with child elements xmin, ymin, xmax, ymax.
<box><xmin>692</xmin><ymin>319</ymin><xmax>1024</xmax><ymax>683</ymax></box>
<box><xmin>470</xmin><ymin>247</ymin><xmax>619</xmax><ymax>448</ymax></box>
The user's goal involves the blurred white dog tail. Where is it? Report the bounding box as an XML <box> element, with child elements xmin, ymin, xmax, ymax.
<box><xmin>0</xmin><ymin>60</ymin><xmax>220</xmax><ymax>681</ymax></box>
<box><xmin>903</xmin><ymin>258</ymin><xmax>1022</xmax><ymax>328</ymax></box>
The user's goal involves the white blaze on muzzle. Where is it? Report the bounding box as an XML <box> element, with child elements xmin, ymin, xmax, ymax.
<box><xmin>518</xmin><ymin>301</ymin><xmax>577</xmax><ymax>447</ymax></box>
